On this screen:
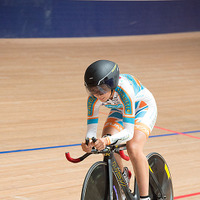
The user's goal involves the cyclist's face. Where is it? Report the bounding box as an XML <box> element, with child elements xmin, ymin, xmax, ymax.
<box><xmin>93</xmin><ymin>90</ymin><xmax>111</xmax><ymax>102</ymax></box>
<box><xmin>88</xmin><ymin>85</ymin><xmax>111</xmax><ymax>102</ymax></box>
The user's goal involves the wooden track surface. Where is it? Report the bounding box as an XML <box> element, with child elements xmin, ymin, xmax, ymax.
<box><xmin>0</xmin><ymin>32</ymin><xmax>200</xmax><ymax>200</ymax></box>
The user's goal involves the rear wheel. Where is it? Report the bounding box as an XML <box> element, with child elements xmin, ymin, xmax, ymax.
<box><xmin>147</xmin><ymin>152</ymin><xmax>174</xmax><ymax>200</ymax></box>
<box><xmin>81</xmin><ymin>161</ymin><xmax>123</xmax><ymax>200</ymax></box>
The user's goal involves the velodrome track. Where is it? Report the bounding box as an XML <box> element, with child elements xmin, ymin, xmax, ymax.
<box><xmin>0</xmin><ymin>32</ymin><xmax>199</xmax><ymax>199</ymax></box>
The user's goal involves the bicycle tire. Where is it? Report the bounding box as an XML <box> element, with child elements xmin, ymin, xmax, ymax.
<box><xmin>81</xmin><ymin>161</ymin><xmax>123</xmax><ymax>200</ymax></box>
<box><xmin>147</xmin><ymin>152</ymin><xmax>174</xmax><ymax>200</ymax></box>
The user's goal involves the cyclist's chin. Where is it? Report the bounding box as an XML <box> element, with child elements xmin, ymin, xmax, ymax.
<box><xmin>99</xmin><ymin>98</ymin><xmax>107</xmax><ymax>102</ymax></box>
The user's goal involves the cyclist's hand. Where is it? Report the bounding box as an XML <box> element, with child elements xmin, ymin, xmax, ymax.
<box><xmin>94</xmin><ymin>138</ymin><xmax>108</xmax><ymax>151</ymax></box>
<box><xmin>81</xmin><ymin>142</ymin><xmax>93</xmax><ymax>153</ymax></box>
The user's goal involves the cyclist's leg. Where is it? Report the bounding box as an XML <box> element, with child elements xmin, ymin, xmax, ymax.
<box><xmin>102</xmin><ymin>99</ymin><xmax>157</xmax><ymax>197</ymax></box>
<box><xmin>127</xmin><ymin>92</ymin><xmax>157</xmax><ymax>198</ymax></box>
<box><xmin>126</xmin><ymin>129</ymin><xmax>149</xmax><ymax>196</ymax></box>
<box><xmin>102</xmin><ymin>108</ymin><xmax>124</xmax><ymax>172</ymax></box>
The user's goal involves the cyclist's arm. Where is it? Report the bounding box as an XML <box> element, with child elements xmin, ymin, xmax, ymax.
<box><xmin>107</xmin><ymin>123</ymin><xmax>134</xmax><ymax>145</ymax></box>
<box><xmin>86</xmin><ymin>96</ymin><xmax>101</xmax><ymax>139</ymax></box>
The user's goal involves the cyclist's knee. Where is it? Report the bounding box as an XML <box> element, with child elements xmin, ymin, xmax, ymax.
<box><xmin>127</xmin><ymin>143</ymin><xmax>144</xmax><ymax>161</ymax></box>
<box><xmin>126</xmin><ymin>130</ymin><xmax>147</xmax><ymax>158</ymax></box>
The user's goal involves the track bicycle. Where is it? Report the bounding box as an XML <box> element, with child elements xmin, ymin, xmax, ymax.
<box><xmin>65</xmin><ymin>138</ymin><xmax>173</xmax><ymax>200</ymax></box>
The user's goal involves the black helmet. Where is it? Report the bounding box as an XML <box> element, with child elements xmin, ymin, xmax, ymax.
<box><xmin>84</xmin><ymin>60</ymin><xmax>119</xmax><ymax>94</ymax></box>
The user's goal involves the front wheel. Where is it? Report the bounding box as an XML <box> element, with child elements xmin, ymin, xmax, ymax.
<box><xmin>81</xmin><ymin>161</ymin><xmax>123</xmax><ymax>200</ymax></box>
<box><xmin>147</xmin><ymin>152</ymin><xmax>174</xmax><ymax>200</ymax></box>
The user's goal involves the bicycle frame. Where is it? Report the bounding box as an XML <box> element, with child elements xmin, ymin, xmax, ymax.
<box><xmin>103</xmin><ymin>149</ymin><xmax>136</xmax><ymax>200</ymax></box>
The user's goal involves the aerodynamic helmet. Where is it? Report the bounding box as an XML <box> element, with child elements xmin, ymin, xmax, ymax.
<box><xmin>84</xmin><ymin>60</ymin><xmax>119</xmax><ymax>95</ymax></box>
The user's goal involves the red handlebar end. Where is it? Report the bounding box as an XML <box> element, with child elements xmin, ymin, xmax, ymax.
<box><xmin>119</xmin><ymin>150</ymin><xmax>130</xmax><ymax>161</ymax></box>
<box><xmin>65</xmin><ymin>152</ymin><xmax>81</xmax><ymax>163</ymax></box>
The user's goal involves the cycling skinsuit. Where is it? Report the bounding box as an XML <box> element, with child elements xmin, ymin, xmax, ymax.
<box><xmin>86</xmin><ymin>74</ymin><xmax>157</xmax><ymax>145</ymax></box>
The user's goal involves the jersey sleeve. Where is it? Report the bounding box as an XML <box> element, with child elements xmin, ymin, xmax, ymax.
<box><xmin>109</xmin><ymin>84</ymin><xmax>135</xmax><ymax>145</ymax></box>
<box><xmin>86</xmin><ymin>96</ymin><xmax>101</xmax><ymax>139</ymax></box>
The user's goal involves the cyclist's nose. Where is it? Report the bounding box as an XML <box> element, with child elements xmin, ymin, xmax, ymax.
<box><xmin>95</xmin><ymin>94</ymin><xmax>105</xmax><ymax>102</ymax></box>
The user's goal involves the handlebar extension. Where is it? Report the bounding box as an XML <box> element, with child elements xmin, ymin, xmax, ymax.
<box><xmin>66</xmin><ymin>144</ymin><xmax>130</xmax><ymax>163</ymax></box>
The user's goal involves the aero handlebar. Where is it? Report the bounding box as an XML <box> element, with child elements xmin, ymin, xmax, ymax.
<box><xmin>65</xmin><ymin>143</ymin><xmax>130</xmax><ymax>163</ymax></box>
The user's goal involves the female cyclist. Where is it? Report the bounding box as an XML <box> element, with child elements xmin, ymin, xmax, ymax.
<box><xmin>81</xmin><ymin>60</ymin><xmax>157</xmax><ymax>200</ymax></box>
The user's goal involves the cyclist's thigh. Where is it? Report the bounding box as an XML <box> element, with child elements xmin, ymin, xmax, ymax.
<box><xmin>102</xmin><ymin>108</ymin><xmax>124</xmax><ymax>136</ymax></box>
<box><xmin>135</xmin><ymin>89</ymin><xmax>157</xmax><ymax>138</ymax></box>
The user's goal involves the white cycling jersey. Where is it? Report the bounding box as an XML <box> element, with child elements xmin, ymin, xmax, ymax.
<box><xmin>86</xmin><ymin>74</ymin><xmax>157</xmax><ymax>145</ymax></box>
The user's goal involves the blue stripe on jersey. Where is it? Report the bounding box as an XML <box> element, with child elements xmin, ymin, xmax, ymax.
<box><xmin>120</xmin><ymin>74</ymin><xmax>144</xmax><ymax>95</ymax></box>
<box><xmin>123</xmin><ymin>117</ymin><xmax>135</xmax><ymax>124</ymax></box>
<box><xmin>117</xmin><ymin>120</ymin><xmax>124</xmax><ymax>126</ymax></box>
<box><xmin>105</xmin><ymin>104</ymin><xmax>123</xmax><ymax>109</ymax></box>
<box><xmin>135</xmin><ymin>105</ymin><xmax>148</xmax><ymax>115</ymax></box>
<box><xmin>87</xmin><ymin>118</ymin><xmax>98</xmax><ymax>124</ymax></box>
<box><xmin>110</xmin><ymin>108</ymin><xmax>121</xmax><ymax>112</ymax></box>
<box><xmin>109</xmin><ymin>112</ymin><xmax>123</xmax><ymax>119</ymax></box>
<box><xmin>135</xmin><ymin>111</ymin><xmax>146</xmax><ymax>119</ymax></box>
<box><xmin>135</xmin><ymin>101</ymin><xmax>140</xmax><ymax>109</ymax></box>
